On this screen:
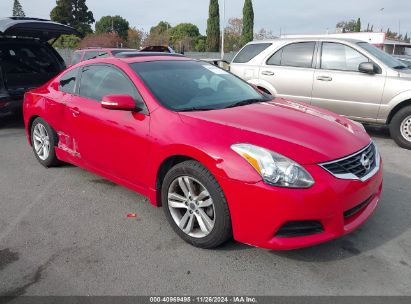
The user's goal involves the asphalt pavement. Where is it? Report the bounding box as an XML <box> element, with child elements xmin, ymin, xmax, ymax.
<box><xmin>0</xmin><ymin>114</ymin><xmax>410</xmax><ymax>296</ymax></box>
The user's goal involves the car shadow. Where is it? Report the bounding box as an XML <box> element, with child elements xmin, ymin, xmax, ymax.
<box><xmin>271</xmin><ymin>170</ymin><xmax>411</xmax><ymax>262</ymax></box>
<box><xmin>364</xmin><ymin>124</ymin><xmax>391</xmax><ymax>139</ymax></box>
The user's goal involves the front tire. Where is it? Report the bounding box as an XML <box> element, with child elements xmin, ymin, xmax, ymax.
<box><xmin>389</xmin><ymin>106</ymin><xmax>411</xmax><ymax>150</ymax></box>
<box><xmin>161</xmin><ymin>160</ymin><xmax>232</xmax><ymax>249</ymax></box>
<box><xmin>31</xmin><ymin>118</ymin><xmax>61</xmax><ymax>167</ymax></box>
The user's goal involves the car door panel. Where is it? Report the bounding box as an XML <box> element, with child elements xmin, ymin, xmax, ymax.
<box><xmin>259</xmin><ymin>66</ymin><xmax>314</xmax><ymax>103</ymax></box>
<box><xmin>312</xmin><ymin>70</ymin><xmax>385</xmax><ymax>120</ymax></box>
<box><xmin>67</xmin><ymin>96</ymin><xmax>150</xmax><ymax>186</ymax></box>
<box><xmin>311</xmin><ymin>42</ymin><xmax>385</xmax><ymax>121</ymax></box>
<box><xmin>259</xmin><ymin>41</ymin><xmax>317</xmax><ymax>104</ymax></box>
<box><xmin>65</xmin><ymin>64</ymin><xmax>151</xmax><ymax>188</ymax></box>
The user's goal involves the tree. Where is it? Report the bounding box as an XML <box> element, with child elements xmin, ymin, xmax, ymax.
<box><xmin>254</xmin><ymin>28</ymin><xmax>275</xmax><ymax>40</ymax></box>
<box><xmin>336</xmin><ymin>19</ymin><xmax>357</xmax><ymax>32</ymax></box>
<box><xmin>386</xmin><ymin>28</ymin><xmax>401</xmax><ymax>40</ymax></box>
<box><xmin>95</xmin><ymin>16</ymin><xmax>130</xmax><ymax>40</ymax></box>
<box><xmin>405</xmin><ymin>33</ymin><xmax>410</xmax><ymax>43</ymax></box>
<box><xmin>144</xmin><ymin>21</ymin><xmax>172</xmax><ymax>46</ymax></box>
<box><xmin>355</xmin><ymin>18</ymin><xmax>361</xmax><ymax>32</ymax></box>
<box><xmin>126</xmin><ymin>27</ymin><xmax>144</xmax><ymax>49</ymax></box>
<box><xmin>50</xmin><ymin>0</ymin><xmax>95</xmax><ymax>37</ymax></box>
<box><xmin>224</xmin><ymin>18</ymin><xmax>243</xmax><ymax>52</ymax></box>
<box><xmin>241</xmin><ymin>0</ymin><xmax>254</xmax><ymax>46</ymax></box>
<box><xmin>206</xmin><ymin>0</ymin><xmax>220</xmax><ymax>52</ymax></box>
<box><xmin>12</xmin><ymin>0</ymin><xmax>25</xmax><ymax>17</ymax></box>
<box><xmin>53</xmin><ymin>34</ymin><xmax>81</xmax><ymax>49</ymax></box>
<box><xmin>195</xmin><ymin>36</ymin><xmax>207</xmax><ymax>52</ymax></box>
<box><xmin>150</xmin><ymin>21</ymin><xmax>171</xmax><ymax>35</ymax></box>
<box><xmin>79</xmin><ymin>32</ymin><xmax>124</xmax><ymax>48</ymax></box>
<box><xmin>169</xmin><ymin>23</ymin><xmax>200</xmax><ymax>48</ymax></box>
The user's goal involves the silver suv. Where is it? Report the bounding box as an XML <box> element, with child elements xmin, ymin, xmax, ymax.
<box><xmin>230</xmin><ymin>38</ymin><xmax>411</xmax><ymax>149</ymax></box>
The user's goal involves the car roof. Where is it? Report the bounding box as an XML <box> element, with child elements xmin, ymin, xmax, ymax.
<box><xmin>75</xmin><ymin>48</ymin><xmax>137</xmax><ymax>52</ymax></box>
<box><xmin>250</xmin><ymin>37</ymin><xmax>363</xmax><ymax>44</ymax></box>
<box><xmin>71</xmin><ymin>54</ymin><xmax>192</xmax><ymax>66</ymax></box>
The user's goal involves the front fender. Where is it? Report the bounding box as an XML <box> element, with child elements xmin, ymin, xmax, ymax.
<box><xmin>379</xmin><ymin>90</ymin><xmax>411</xmax><ymax>123</ymax></box>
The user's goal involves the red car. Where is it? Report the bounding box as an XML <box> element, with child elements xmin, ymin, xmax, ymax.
<box><xmin>70</xmin><ymin>48</ymin><xmax>137</xmax><ymax>66</ymax></box>
<box><xmin>23</xmin><ymin>54</ymin><xmax>383</xmax><ymax>250</ymax></box>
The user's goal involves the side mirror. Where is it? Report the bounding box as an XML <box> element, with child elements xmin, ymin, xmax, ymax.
<box><xmin>101</xmin><ymin>94</ymin><xmax>137</xmax><ymax>111</ymax></box>
<box><xmin>359</xmin><ymin>62</ymin><xmax>378</xmax><ymax>74</ymax></box>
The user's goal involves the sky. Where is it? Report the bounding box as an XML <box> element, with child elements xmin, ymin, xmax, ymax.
<box><xmin>1</xmin><ymin>0</ymin><xmax>410</xmax><ymax>36</ymax></box>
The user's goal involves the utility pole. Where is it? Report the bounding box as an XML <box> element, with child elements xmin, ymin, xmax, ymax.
<box><xmin>379</xmin><ymin>8</ymin><xmax>384</xmax><ymax>33</ymax></box>
<box><xmin>221</xmin><ymin>0</ymin><xmax>226</xmax><ymax>60</ymax></box>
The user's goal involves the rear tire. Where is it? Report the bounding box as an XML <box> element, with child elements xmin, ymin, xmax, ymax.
<box><xmin>389</xmin><ymin>106</ymin><xmax>411</xmax><ymax>150</ymax></box>
<box><xmin>161</xmin><ymin>160</ymin><xmax>232</xmax><ymax>249</ymax></box>
<box><xmin>31</xmin><ymin>117</ymin><xmax>62</xmax><ymax>167</ymax></box>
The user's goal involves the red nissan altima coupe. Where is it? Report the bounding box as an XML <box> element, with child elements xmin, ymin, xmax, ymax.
<box><xmin>23</xmin><ymin>54</ymin><xmax>383</xmax><ymax>250</ymax></box>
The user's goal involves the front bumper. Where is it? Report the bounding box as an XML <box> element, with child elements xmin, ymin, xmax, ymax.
<box><xmin>218</xmin><ymin>159</ymin><xmax>383</xmax><ymax>250</ymax></box>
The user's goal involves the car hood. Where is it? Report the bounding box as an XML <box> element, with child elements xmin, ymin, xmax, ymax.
<box><xmin>398</xmin><ymin>69</ymin><xmax>411</xmax><ymax>78</ymax></box>
<box><xmin>0</xmin><ymin>17</ymin><xmax>79</xmax><ymax>41</ymax></box>
<box><xmin>179</xmin><ymin>99</ymin><xmax>371</xmax><ymax>164</ymax></box>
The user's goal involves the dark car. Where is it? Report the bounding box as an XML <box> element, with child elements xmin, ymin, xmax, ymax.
<box><xmin>0</xmin><ymin>17</ymin><xmax>78</xmax><ymax>115</ymax></box>
<box><xmin>393</xmin><ymin>55</ymin><xmax>411</xmax><ymax>68</ymax></box>
<box><xmin>70</xmin><ymin>48</ymin><xmax>138</xmax><ymax>66</ymax></box>
<box><xmin>140</xmin><ymin>45</ymin><xmax>175</xmax><ymax>53</ymax></box>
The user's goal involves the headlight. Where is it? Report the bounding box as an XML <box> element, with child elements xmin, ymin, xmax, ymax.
<box><xmin>231</xmin><ymin>144</ymin><xmax>314</xmax><ymax>188</ymax></box>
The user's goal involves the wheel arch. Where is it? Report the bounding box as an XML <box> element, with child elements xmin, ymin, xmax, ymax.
<box><xmin>152</xmin><ymin>148</ymin><xmax>224</xmax><ymax>207</ymax></box>
<box><xmin>387</xmin><ymin>99</ymin><xmax>411</xmax><ymax>124</ymax></box>
<box><xmin>27</xmin><ymin>115</ymin><xmax>40</xmax><ymax>146</ymax></box>
<box><xmin>155</xmin><ymin>155</ymin><xmax>197</xmax><ymax>197</ymax></box>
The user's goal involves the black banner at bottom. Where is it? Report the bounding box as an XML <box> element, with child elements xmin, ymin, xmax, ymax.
<box><xmin>1</xmin><ymin>296</ymin><xmax>411</xmax><ymax>304</ymax></box>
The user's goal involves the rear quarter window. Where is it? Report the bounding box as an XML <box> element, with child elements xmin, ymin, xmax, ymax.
<box><xmin>233</xmin><ymin>43</ymin><xmax>272</xmax><ymax>63</ymax></box>
<box><xmin>59</xmin><ymin>67</ymin><xmax>79</xmax><ymax>94</ymax></box>
<box><xmin>83</xmin><ymin>51</ymin><xmax>99</xmax><ymax>61</ymax></box>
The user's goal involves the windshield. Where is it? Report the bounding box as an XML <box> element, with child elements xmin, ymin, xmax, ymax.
<box><xmin>130</xmin><ymin>60</ymin><xmax>269</xmax><ymax>111</ymax></box>
<box><xmin>357</xmin><ymin>42</ymin><xmax>408</xmax><ymax>69</ymax></box>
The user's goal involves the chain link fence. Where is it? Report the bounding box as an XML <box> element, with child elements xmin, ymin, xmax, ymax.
<box><xmin>56</xmin><ymin>49</ymin><xmax>237</xmax><ymax>66</ymax></box>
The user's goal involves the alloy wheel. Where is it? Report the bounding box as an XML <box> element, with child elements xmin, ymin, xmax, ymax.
<box><xmin>32</xmin><ymin>123</ymin><xmax>51</xmax><ymax>161</ymax></box>
<box><xmin>167</xmin><ymin>176</ymin><xmax>216</xmax><ymax>238</ymax></box>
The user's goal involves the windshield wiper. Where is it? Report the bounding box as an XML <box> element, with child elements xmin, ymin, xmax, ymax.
<box><xmin>178</xmin><ymin>106</ymin><xmax>218</xmax><ymax>112</ymax></box>
<box><xmin>224</xmin><ymin>98</ymin><xmax>268</xmax><ymax>109</ymax></box>
<box><xmin>393</xmin><ymin>65</ymin><xmax>408</xmax><ymax>70</ymax></box>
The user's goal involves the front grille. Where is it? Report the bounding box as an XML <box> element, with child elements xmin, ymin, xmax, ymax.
<box><xmin>275</xmin><ymin>221</ymin><xmax>324</xmax><ymax>238</ymax></box>
<box><xmin>320</xmin><ymin>142</ymin><xmax>378</xmax><ymax>181</ymax></box>
<box><xmin>344</xmin><ymin>196</ymin><xmax>374</xmax><ymax>219</ymax></box>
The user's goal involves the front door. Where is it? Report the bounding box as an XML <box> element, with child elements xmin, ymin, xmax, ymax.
<box><xmin>311</xmin><ymin>42</ymin><xmax>386</xmax><ymax>121</ymax></box>
<box><xmin>66</xmin><ymin>64</ymin><xmax>151</xmax><ymax>187</ymax></box>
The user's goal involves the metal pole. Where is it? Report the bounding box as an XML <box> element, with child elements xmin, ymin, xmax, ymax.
<box><xmin>221</xmin><ymin>0</ymin><xmax>226</xmax><ymax>60</ymax></box>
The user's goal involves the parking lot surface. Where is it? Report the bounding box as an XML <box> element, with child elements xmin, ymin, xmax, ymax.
<box><xmin>0</xmin><ymin>114</ymin><xmax>410</xmax><ymax>296</ymax></box>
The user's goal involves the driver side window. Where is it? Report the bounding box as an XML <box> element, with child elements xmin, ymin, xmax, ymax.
<box><xmin>78</xmin><ymin>65</ymin><xmax>143</xmax><ymax>103</ymax></box>
<box><xmin>321</xmin><ymin>42</ymin><xmax>369</xmax><ymax>72</ymax></box>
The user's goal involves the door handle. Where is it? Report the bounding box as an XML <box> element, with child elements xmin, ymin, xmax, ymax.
<box><xmin>261</xmin><ymin>71</ymin><xmax>275</xmax><ymax>76</ymax></box>
<box><xmin>317</xmin><ymin>76</ymin><xmax>333</xmax><ymax>82</ymax></box>
<box><xmin>70</xmin><ymin>107</ymin><xmax>80</xmax><ymax>117</ymax></box>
